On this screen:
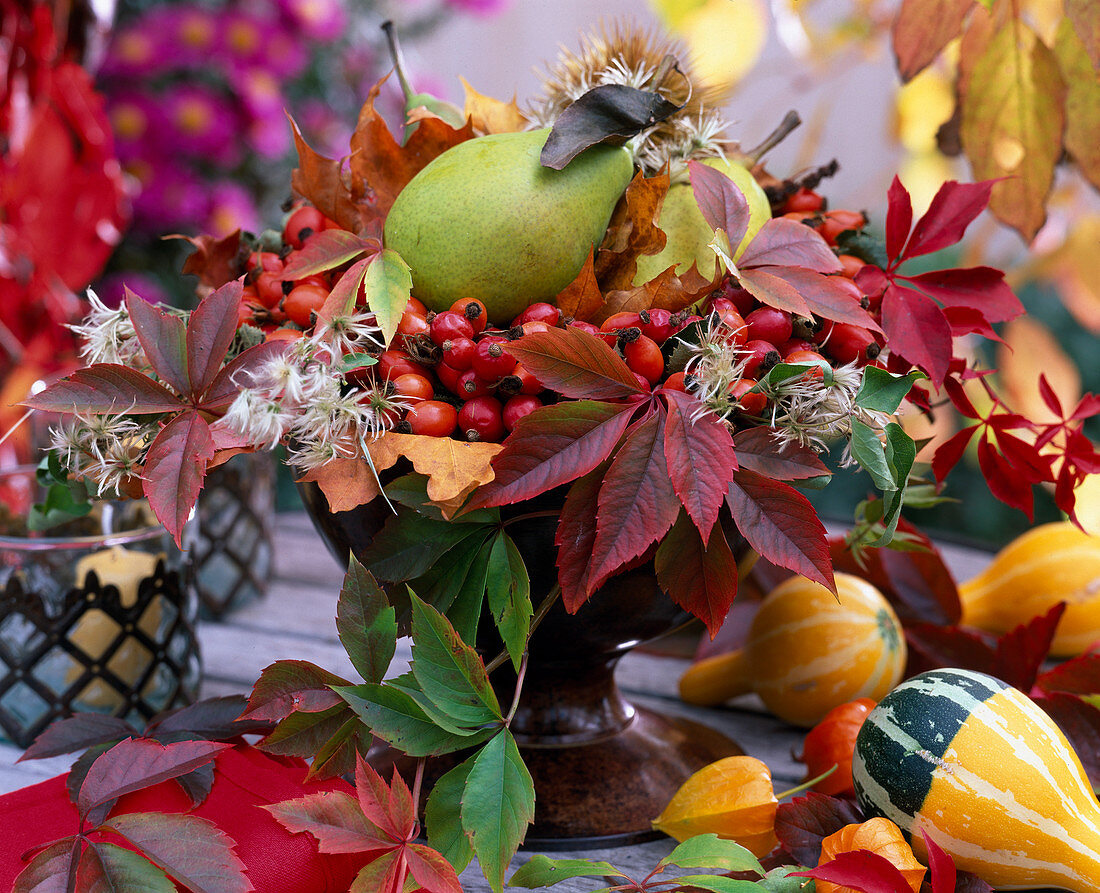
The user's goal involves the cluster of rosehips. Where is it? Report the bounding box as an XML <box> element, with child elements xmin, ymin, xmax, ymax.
<box><xmin>237</xmin><ymin>204</ymin><xmax>341</xmax><ymax>340</ymax></box>
<box><xmin>382</xmin><ymin>299</ymin><xmax>709</xmax><ymax>442</ymax></box>
<box><xmin>234</xmin><ymin>192</ymin><xmax>885</xmax><ymax>442</ymax></box>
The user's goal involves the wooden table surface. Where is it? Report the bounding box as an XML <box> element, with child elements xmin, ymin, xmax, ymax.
<box><xmin>0</xmin><ymin>512</ymin><xmax>994</xmax><ymax>891</ymax></box>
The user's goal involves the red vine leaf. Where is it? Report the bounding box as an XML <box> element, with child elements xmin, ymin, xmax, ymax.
<box><xmin>125</xmin><ymin>289</ymin><xmax>189</xmax><ymax>396</ymax></box>
<box><xmin>141</xmin><ymin>410</ymin><xmax>215</xmax><ymax>546</ymax></box>
<box><xmin>655</xmin><ymin>512</ymin><xmax>739</xmax><ymax>636</ymax></box>
<box><xmin>187</xmin><ymin>281</ymin><xmax>245</xmax><ymax>398</ymax></box>
<box><xmin>733</xmin><ymin>428</ymin><xmax>830</xmax><ymax>481</ymax></box>
<box><xmin>725</xmin><ymin>468</ymin><xmax>834</xmax><ymax>591</ymax></box>
<box><xmin>588</xmin><ymin>411</ymin><xmax>680</xmax><ymax>599</ymax></box>
<box><xmin>662</xmin><ymin>390</ymin><xmax>737</xmax><ymax>535</ymax></box>
<box><xmin>465</xmin><ymin>400</ymin><xmax>633</xmax><ymax>510</ymax></box>
<box><xmin>899</xmin><ymin>179</ymin><xmax>994</xmax><ymax>260</ymax></box>
<box><xmin>23</xmin><ymin>364</ymin><xmax>183</xmax><ymax>415</ymax></box>
<box><xmin>775</xmin><ymin>792</ymin><xmax>864</xmax><ymax>866</ymax></box>
<box><xmin>881</xmin><ymin>283</ymin><xmax>953</xmax><ymax>386</ymax></box>
<box><xmin>556</xmin><ymin>464</ymin><xmax>609</xmax><ymax>613</ymax></box>
<box><xmin>688</xmin><ymin>159</ymin><xmax>750</xmax><ymax>250</ymax></box>
<box><xmin>793</xmin><ymin>849</ymin><xmax>915</xmax><ymax>892</ymax></box>
<box><xmin>504</xmin><ymin>327</ymin><xmax>645</xmax><ymax>400</ymax></box>
<box><xmin>739</xmin><ymin>218</ymin><xmax>843</xmax><ymax>273</ymax></box>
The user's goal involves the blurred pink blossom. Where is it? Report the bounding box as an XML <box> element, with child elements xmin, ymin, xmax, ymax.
<box><xmin>94</xmin><ymin>272</ymin><xmax>171</xmax><ymax>309</ymax></box>
<box><xmin>161</xmin><ymin>85</ymin><xmax>242</xmax><ymax>166</ymax></box>
<box><xmin>204</xmin><ymin>181</ymin><xmax>261</xmax><ymax>237</ymax></box>
<box><xmin>278</xmin><ymin>0</ymin><xmax>346</xmax><ymax>41</ymax></box>
<box><xmin>443</xmin><ymin>0</ymin><xmax>511</xmax><ymax>14</ymax></box>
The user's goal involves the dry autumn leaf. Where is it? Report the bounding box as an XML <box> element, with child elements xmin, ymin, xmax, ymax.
<box><xmin>296</xmin><ymin>456</ymin><xmax>381</xmax><ymax>513</ymax></box>
<box><xmin>891</xmin><ymin>0</ymin><xmax>975</xmax><ymax>82</ymax></box>
<box><xmin>288</xmin><ymin>115</ymin><xmax>362</xmax><ymax>233</ymax></box>
<box><xmin>348</xmin><ymin>74</ymin><xmax>475</xmax><ymax>220</ymax></box>
<box><xmin>594</xmin><ymin>169</ymin><xmax>670</xmax><ymax>292</ymax></box>
<box><xmin>817</xmin><ymin>818</ymin><xmax>926</xmax><ymax>893</ymax></box>
<box><xmin>959</xmin><ymin>21</ymin><xmax>1066</xmax><ymax>241</ymax></box>
<box><xmin>651</xmin><ymin>755</ymin><xmax>778</xmax><ymax>857</ymax></box>
<box><xmin>554</xmin><ymin>249</ymin><xmax>604</xmax><ymax>322</ymax></box>
<box><xmin>1054</xmin><ymin>18</ymin><xmax>1100</xmax><ymax>192</ymax></box>
<box><xmin>175</xmin><ymin>230</ymin><xmax>242</xmax><ymax>289</ymax></box>
<box><xmin>370</xmin><ymin>433</ymin><xmax>501</xmax><ymax>506</ymax></box>
<box><xmin>460</xmin><ymin>78</ymin><xmax>529</xmax><ymax>135</ymax></box>
<box><xmin>1065</xmin><ymin>0</ymin><xmax>1100</xmax><ymax>69</ymax></box>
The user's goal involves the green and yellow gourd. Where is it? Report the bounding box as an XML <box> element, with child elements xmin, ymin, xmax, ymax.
<box><xmin>679</xmin><ymin>573</ymin><xmax>906</xmax><ymax>727</ymax></box>
<box><xmin>854</xmin><ymin>668</ymin><xmax>1100</xmax><ymax>891</ymax></box>
<box><xmin>959</xmin><ymin>521</ymin><xmax>1100</xmax><ymax>657</ymax></box>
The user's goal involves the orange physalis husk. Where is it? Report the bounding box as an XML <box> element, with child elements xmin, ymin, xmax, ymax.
<box><xmin>651</xmin><ymin>755</ymin><xmax>778</xmax><ymax>857</ymax></box>
<box><xmin>817</xmin><ymin>817</ymin><xmax>926</xmax><ymax>893</ymax></box>
<box><xmin>798</xmin><ymin>697</ymin><xmax>877</xmax><ymax>797</ymax></box>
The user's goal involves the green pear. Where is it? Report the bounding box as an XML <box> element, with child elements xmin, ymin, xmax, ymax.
<box><xmin>633</xmin><ymin>156</ymin><xmax>771</xmax><ymax>286</ymax></box>
<box><xmin>383</xmin><ymin>128</ymin><xmax>633</xmax><ymax>325</ymax></box>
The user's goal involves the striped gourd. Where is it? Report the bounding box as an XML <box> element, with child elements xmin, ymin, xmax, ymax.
<box><xmin>959</xmin><ymin>522</ymin><xmax>1100</xmax><ymax>657</ymax></box>
<box><xmin>679</xmin><ymin>573</ymin><xmax>906</xmax><ymax>727</ymax></box>
<box><xmin>854</xmin><ymin>668</ymin><xmax>1100</xmax><ymax>891</ymax></box>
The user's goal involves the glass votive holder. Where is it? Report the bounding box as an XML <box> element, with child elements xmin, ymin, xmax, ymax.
<box><xmin>0</xmin><ymin>467</ymin><xmax>201</xmax><ymax>748</ymax></box>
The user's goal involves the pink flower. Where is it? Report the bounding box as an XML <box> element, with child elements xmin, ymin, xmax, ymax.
<box><xmin>204</xmin><ymin>181</ymin><xmax>260</xmax><ymax>237</ymax></box>
<box><xmin>161</xmin><ymin>84</ymin><xmax>242</xmax><ymax>166</ymax></box>
<box><xmin>93</xmin><ymin>273</ymin><xmax>170</xmax><ymax>309</ymax></box>
<box><xmin>106</xmin><ymin>93</ymin><xmax>164</xmax><ymax>161</ymax></box>
<box><xmin>277</xmin><ymin>0</ymin><xmax>346</xmax><ymax>42</ymax></box>
<box><xmin>130</xmin><ymin>163</ymin><xmax>209</xmax><ymax>232</ymax></box>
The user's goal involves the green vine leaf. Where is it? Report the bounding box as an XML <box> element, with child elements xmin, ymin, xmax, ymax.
<box><xmin>425</xmin><ymin>755</ymin><xmax>478</xmax><ymax>873</ymax></box>
<box><xmin>486</xmin><ymin>532</ymin><xmax>532</xmax><ymax>672</ymax></box>
<box><xmin>461</xmin><ymin>729</ymin><xmax>535</xmax><ymax>893</ymax></box>
<box><xmin>336</xmin><ymin>559</ymin><xmax>397</xmax><ymax>685</ymax></box>
<box><xmin>508</xmin><ymin>854</ymin><xmax>627</xmax><ymax>888</ymax></box>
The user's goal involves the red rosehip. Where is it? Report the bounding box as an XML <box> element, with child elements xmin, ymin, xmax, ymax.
<box><xmin>502</xmin><ymin>394</ymin><xmax>542</xmax><ymax>431</ymax></box>
<box><xmin>459</xmin><ymin>396</ymin><xmax>506</xmax><ymax>442</ymax></box>
<box><xmin>745</xmin><ymin>306</ymin><xmax>793</xmax><ymax>346</ymax></box>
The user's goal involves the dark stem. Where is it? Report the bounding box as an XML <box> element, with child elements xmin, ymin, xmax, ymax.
<box><xmin>410</xmin><ymin>757</ymin><xmax>426</xmax><ymax>827</ymax></box>
<box><xmin>746</xmin><ymin>110</ymin><xmax>802</xmax><ymax>164</ymax></box>
<box><xmin>380</xmin><ymin>20</ymin><xmax>415</xmax><ymax>102</ymax></box>
<box><xmin>500</xmin><ymin>510</ymin><xmax>561</xmax><ymax>528</ymax></box>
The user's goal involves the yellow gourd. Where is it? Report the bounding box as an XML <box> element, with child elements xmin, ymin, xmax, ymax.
<box><xmin>959</xmin><ymin>521</ymin><xmax>1100</xmax><ymax>657</ymax></box>
<box><xmin>678</xmin><ymin>573</ymin><xmax>906</xmax><ymax>727</ymax></box>
<box><xmin>855</xmin><ymin>668</ymin><xmax>1100</xmax><ymax>892</ymax></box>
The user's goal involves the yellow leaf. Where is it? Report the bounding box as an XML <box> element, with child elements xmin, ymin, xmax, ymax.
<box><xmin>894</xmin><ymin>66</ymin><xmax>956</xmax><ymax>154</ymax></box>
<box><xmin>461</xmin><ymin>78</ymin><xmax>528</xmax><ymax>135</ymax></box>
<box><xmin>370</xmin><ymin>432</ymin><xmax>501</xmax><ymax>505</ymax></box>
<box><xmin>960</xmin><ymin>21</ymin><xmax>1066</xmax><ymax>241</ymax></box>
<box><xmin>673</xmin><ymin>0</ymin><xmax>767</xmax><ymax>94</ymax></box>
<box><xmin>652</xmin><ymin>755</ymin><xmax>778</xmax><ymax>856</ymax></box>
<box><xmin>1054</xmin><ymin>18</ymin><xmax>1100</xmax><ymax>191</ymax></box>
<box><xmin>1065</xmin><ymin>0</ymin><xmax>1100</xmax><ymax>70</ymax></box>
<box><xmin>649</xmin><ymin>0</ymin><xmax>709</xmax><ymax>28</ymax></box>
<box><xmin>995</xmin><ymin>317</ymin><xmax>1080</xmax><ymax>425</ymax></box>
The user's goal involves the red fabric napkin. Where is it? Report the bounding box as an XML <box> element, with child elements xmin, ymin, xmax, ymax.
<box><xmin>0</xmin><ymin>745</ymin><xmax>369</xmax><ymax>891</ymax></box>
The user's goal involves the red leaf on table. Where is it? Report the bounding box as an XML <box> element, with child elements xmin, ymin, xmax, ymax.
<box><xmin>775</xmin><ymin>792</ymin><xmax>864</xmax><ymax>866</ymax></box>
<box><xmin>739</xmin><ymin>218</ymin><xmax>843</xmax><ymax>273</ymax></box>
<box><xmin>920</xmin><ymin>830</ymin><xmax>957</xmax><ymax>893</ymax></box>
<box><xmin>406</xmin><ymin>844</ymin><xmax>463</xmax><ymax>893</ymax></box>
<box><xmin>556</xmin><ymin>464</ymin><xmax>608</xmax><ymax>613</ymax></box>
<box><xmin>828</xmin><ymin>524</ymin><xmax>962</xmax><ymax>626</ymax></box>
<box><xmin>881</xmin><ymin>283</ymin><xmax>953</xmax><ymax>385</ymax></box>
<box><xmin>902</xmin><ymin>267</ymin><xmax>1022</xmax><ymax>323</ymax></box>
<box><xmin>733</xmin><ymin>428</ymin><xmax>830</xmax><ymax>481</ymax></box>
<box><xmin>901</xmin><ymin>179</ymin><xmax>995</xmax><ymax>260</ymax></box>
<box><xmin>264</xmin><ymin>790</ymin><xmax>391</xmax><ymax>854</ymax></box>
<box><xmin>199</xmin><ymin>340</ymin><xmax>291</xmax><ymax>413</ymax></box>
<box><xmin>688</xmin><ymin>159</ymin><xmax>750</xmax><ymax>249</ymax></box>
<box><xmin>792</xmin><ymin>849</ymin><xmax>915</xmax><ymax>892</ymax></box>
<box><xmin>19</xmin><ymin>714</ymin><xmax>137</xmax><ymax>762</ymax></box>
<box><xmin>77</xmin><ymin>738</ymin><xmax>230</xmax><ymax>820</ymax></box>
<box><xmin>588</xmin><ymin>411</ymin><xmax>680</xmax><ymax>599</ymax></box>
<box><xmin>464</xmin><ymin>400</ymin><xmax>633</xmax><ymax>510</ymax></box>
<box><xmin>655</xmin><ymin>512</ymin><xmax>739</xmax><ymax>636</ymax></box>
<box><xmin>101</xmin><ymin>813</ymin><xmax>252</xmax><ymax>893</ymax></box>
<box><xmin>662</xmin><ymin>390</ymin><xmax>737</xmax><ymax>535</ymax></box>
<box><xmin>905</xmin><ymin>623</ymin><xmax>997</xmax><ymax>677</ymax></box>
<box><xmin>994</xmin><ymin>603</ymin><xmax>1065</xmax><ymax>690</ymax></box>
<box><xmin>725</xmin><ymin>468</ymin><xmax>834</xmax><ymax>591</ymax></box>
<box><xmin>1037</xmin><ymin>648</ymin><xmax>1100</xmax><ymax>695</ymax></box>
<box><xmin>125</xmin><ymin>288</ymin><xmax>189</xmax><ymax>397</ymax></box>
<box><xmin>11</xmin><ymin>839</ymin><xmax>75</xmax><ymax>893</ymax></box>
<box><xmin>142</xmin><ymin>410</ymin><xmax>215</xmax><ymax>545</ymax></box>
<box><xmin>23</xmin><ymin>364</ymin><xmax>183</xmax><ymax>414</ymax></box>
<box><xmin>504</xmin><ymin>327</ymin><xmax>645</xmax><ymax>400</ymax></box>
<box><xmin>767</xmin><ymin>266</ymin><xmax>882</xmax><ymax>331</ymax></box>
<box><xmin>885</xmin><ymin>176</ymin><xmax>914</xmax><ymax>261</ymax></box>
<box><xmin>892</xmin><ymin>0</ymin><xmax>975</xmax><ymax>81</ymax></box>
<box><xmin>350</xmin><ymin>851</ymin><xmax>405</xmax><ymax>893</ymax></box>
<box><xmin>737</xmin><ymin>267</ymin><xmax>814</xmax><ymax>318</ymax></box>
<box><xmin>1032</xmin><ymin>692</ymin><xmax>1100</xmax><ymax>789</ymax></box>
<box><xmin>187</xmin><ymin>281</ymin><xmax>244</xmax><ymax>398</ymax></box>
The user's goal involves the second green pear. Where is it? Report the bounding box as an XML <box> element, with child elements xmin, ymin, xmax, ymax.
<box><xmin>633</xmin><ymin>157</ymin><xmax>771</xmax><ymax>286</ymax></box>
<box><xmin>383</xmin><ymin>128</ymin><xmax>634</xmax><ymax>325</ymax></box>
